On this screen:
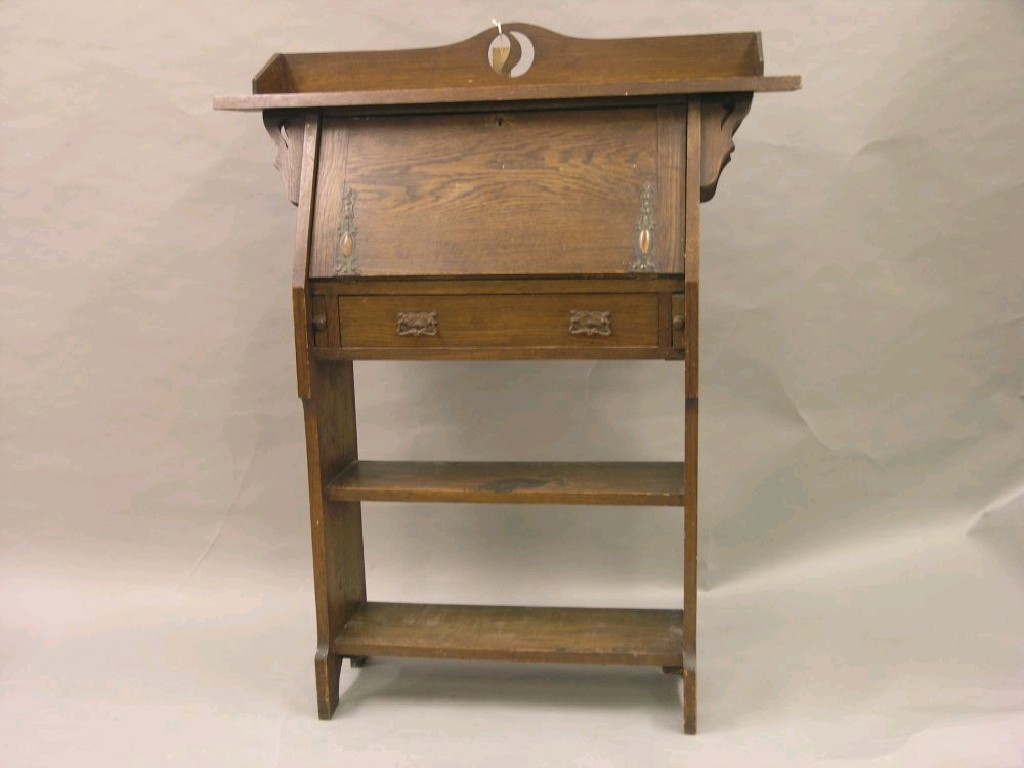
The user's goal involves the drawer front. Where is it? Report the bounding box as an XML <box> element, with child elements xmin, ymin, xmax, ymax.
<box><xmin>338</xmin><ymin>293</ymin><xmax>659</xmax><ymax>350</ymax></box>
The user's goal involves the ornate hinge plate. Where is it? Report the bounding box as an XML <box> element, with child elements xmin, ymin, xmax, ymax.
<box><xmin>396</xmin><ymin>311</ymin><xmax>438</xmax><ymax>337</ymax></box>
<box><xmin>569</xmin><ymin>310</ymin><xmax>613</xmax><ymax>337</ymax></box>
<box><xmin>334</xmin><ymin>188</ymin><xmax>359</xmax><ymax>276</ymax></box>
<box><xmin>630</xmin><ymin>181</ymin><xmax>656</xmax><ymax>273</ymax></box>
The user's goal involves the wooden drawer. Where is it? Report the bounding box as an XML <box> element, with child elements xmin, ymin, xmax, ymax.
<box><xmin>341</xmin><ymin>292</ymin><xmax>656</xmax><ymax>348</ymax></box>
<box><xmin>309</xmin><ymin>279</ymin><xmax>686</xmax><ymax>360</ymax></box>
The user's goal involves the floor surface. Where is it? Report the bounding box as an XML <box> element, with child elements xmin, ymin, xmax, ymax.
<box><xmin>3</xmin><ymin>523</ymin><xmax>1021</xmax><ymax>767</ymax></box>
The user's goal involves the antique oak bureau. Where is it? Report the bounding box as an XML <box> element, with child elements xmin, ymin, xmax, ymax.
<box><xmin>215</xmin><ymin>24</ymin><xmax>799</xmax><ymax>733</ymax></box>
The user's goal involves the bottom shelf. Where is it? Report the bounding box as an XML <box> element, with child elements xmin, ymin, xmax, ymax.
<box><xmin>333</xmin><ymin>602</ymin><xmax>685</xmax><ymax>667</ymax></box>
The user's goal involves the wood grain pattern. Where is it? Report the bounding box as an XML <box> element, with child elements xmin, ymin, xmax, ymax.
<box><xmin>682</xmin><ymin>98</ymin><xmax>703</xmax><ymax>735</ymax></box>
<box><xmin>252</xmin><ymin>52</ymin><xmax>288</xmax><ymax>95</ymax></box>
<box><xmin>306</xmin><ymin>361</ymin><xmax>367</xmax><ymax>719</ymax></box>
<box><xmin>291</xmin><ymin>114</ymin><xmax>319</xmax><ymax>399</ymax></box>
<box><xmin>321</xmin><ymin>277</ymin><xmax>686</xmax><ymax>295</ymax></box>
<box><xmin>336</xmin><ymin>293</ymin><xmax>659</xmax><ymax>350</ymax></box>
<box><xmin>307</xmin><ymin>279</ymin><xmax>685</xmax><ymax>360</ymax></box>
<box><xmin>333</xmin><ymin>603</ymin><xmax>685</xmax><ymax>667</ymax></box>
<box><xmin>326</xmin><ymin>461</ymin><xmax>685</xmax><ymax>506</ymax></box>
<box><xmin>312</xmin><ymin>122</ymin><xmax>349</xmax><ymax>277</ymax></box>
<box><xmin>313</xmin><ymin>345</ymin><xmax>683</xmax><ymax>362</ymax></box>
<box><xmin>310</xmin><ymin>109</ymin><xmax>671</xmax><ymax>277</ymax></box>
<box><xmin>215</xmin><ymin>77</ymin><xmax>800</xmax><ymax>112</ymax></box>
<box><xmin>655</xmin><ymin>105</ymin><xmax>686</xmax><ymax>274</ymax></box>
<box><xmin>292</xmin><ymin>115</ymin><xmax>366</xmax><ymax>719</ymax></box>
<box><xmin>265</xmin><ymin>27</ymin><xmax>766</xmax><ymax>92</ymax></box>
<box><xmin>214</xmin><ymin>26</ymin><xmax>799</xmax><ymax>112</ymax></box>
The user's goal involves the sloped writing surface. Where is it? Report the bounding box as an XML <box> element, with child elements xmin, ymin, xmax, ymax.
<box><xmin>309</xmin><ymin>107</ymin><xmax>684</xmax><ymax>278</ymax></box>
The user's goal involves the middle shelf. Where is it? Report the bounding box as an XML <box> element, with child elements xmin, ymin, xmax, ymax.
<box><xmin>325</xmin><ymin>461</ymin><xmax>685</xmax><ymax>506</ymax></box>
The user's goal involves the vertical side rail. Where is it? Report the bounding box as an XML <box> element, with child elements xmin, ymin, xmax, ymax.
<box><xmin>291</xmin><ymin>113</ymin><xmax>368</xmax><ymax>719</ymax></box>
<box><xmin>682</xmin><ymin>97</ymin><xmax>702</xmax><ymax>735</ymax></box>
<box><xmin>291</xmin><ymin>112</ymin><xmax>319</xmax><ymax>403</ymax></box>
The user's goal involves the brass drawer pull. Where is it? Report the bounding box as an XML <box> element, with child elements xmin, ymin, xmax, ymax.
<box><xmin>397</xmin><ymin>311</ymin><xmax>438</xmax><ymax>337</ymax></box>
<box><xmin>568</xmin><ymin>310</ymin><xmax>612</xmax><ymax>337</ymax></box>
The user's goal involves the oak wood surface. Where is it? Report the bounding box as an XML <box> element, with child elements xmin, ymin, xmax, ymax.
<box><xmin>309</xmin><ymin>109</ymin><xmax>678</xmax><ymax>278</ymax></box>
<box><xmin>215</xmin><ymin>77</ymin><xmax>800</xmax><ymax>112</ymax></box>
<box><xmin>291</xmin><ymin>115</ymin><xmax>367</xmax><ymax>719</ymax></box>
<box><xmin>263</xmin><ymin>112</ymin><xmax>305</xmax><ymax>205</ymax></box>
<box><xmin>305</xmin><ymin>362</ymin><xmax>367</xmax><ymax>719</ymax></box>
<box><xmin>262</xmin><ymin>27</ymin><xmax>767</xmax><ymax>93</ymax></box>
<box><xmin>308</xmin><ymin>279</ymin><xmax>686</xmax><ymax>360</ymax></box>
<box><xmin>681</xmin><ymin>98</ymin><xmax>703</xmax><ymax>735</ymax></box>
<box><xmin>656</xmin><ymin>105</ymin><xmax>686</xmax><ymax>275</ymax></box>
<box><xmin>214</xmin><ymin>26</ymin><xmax>799</xmax><ymax>112</ymax></box>
<box><xmin>318</xmin><ymin>277</ymin><xmax>686</xmax><ymax>294</ymax></box>
<box><xmin>699</xmin><ymin>93</ymin><xmax>754</xmax><ymax>202</ymax></box>
<box><xmin>335</xmin><ymin>293</ymin><xmax>659</xmax><ymax>349</ymax></box>
<box><xmin>291</xmin><ymin>115</ymin><xmax>318</xmax><ymax>399</ymax></box>
<box><xmin>325</xmin><ymin>461</ymin><xmax>685</xmax><ymax>506</ymax></box>
<box><xmin>312</xmin><ymin>345</ymin><xmax>683</xmax><ymax>362</ymax></box>
<box><xmin>333</xmin><ymin>602</ymin><xmax>685</xmax><ymax>667</ymax></box>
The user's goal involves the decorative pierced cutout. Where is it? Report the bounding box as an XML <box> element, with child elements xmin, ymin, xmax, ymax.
<box><xmin>568</xmin><ymin>310</ymin><xmax>613</xmax><ymax>337</ymax></box>
<box><xmin>629</xmin><ymin>181</ymin><xmax>657</xmax><ymax>273</ymax></box>
<box><xmin>488</xmin><ymin>25</ymin><xmax>535</xmax><ymax>78</ymax></box>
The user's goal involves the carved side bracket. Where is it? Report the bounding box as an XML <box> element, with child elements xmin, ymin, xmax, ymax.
<box><xmin>699</xmin><ymin>94</ymin><xmax>753</xmax><ymax>203</ymax></box>
<box><xmin>263</xmin><ymin>111</ymin><xmax>305</xmax><ymax>205</ymax></box>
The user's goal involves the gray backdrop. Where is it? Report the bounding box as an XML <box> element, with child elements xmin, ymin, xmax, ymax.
<box><xmin>3</xmin><ymin>1</ymin><xmax>1022</xmax><ymax>765</ymax></box>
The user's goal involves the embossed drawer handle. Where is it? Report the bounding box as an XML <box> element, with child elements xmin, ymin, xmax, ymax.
<box><xmin>397</xmin><ymin>311</ymin><xmax>438</xmax><ymax>337</ymax></box>
<box><xmin>568</xmin><ymin>310</ymin><xmax>612</xmax><ymax>337</ymax></box>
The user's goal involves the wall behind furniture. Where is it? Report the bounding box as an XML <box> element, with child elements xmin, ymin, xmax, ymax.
<box><xmin>4</xmin><ymin>0</ymin><xmax>1020</xmax><ymax>594</ymax></box>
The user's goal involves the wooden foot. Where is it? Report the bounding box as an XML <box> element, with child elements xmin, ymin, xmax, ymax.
<box><xmin>349</xmin><ymin>655</ymin><xmax>368</xmax><ymax>668</ymax></box>
<box><xmin>683</xmin><ymin>668</ymin><xmax>696</xmax><ymax>734</ymax></box>
<box><xmin>314</xmin><ymin>645</ymin><xmax>341</xmax><ymax>719</ymax></box>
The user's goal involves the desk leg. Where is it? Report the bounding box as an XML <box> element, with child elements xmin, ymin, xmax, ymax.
<box><xmin>304</xmin><ymin>361</ymin><xmax>366</xmax><ymax>719</ymax></box>
<box><xmin>682</xmin><ymin>96</ymin><xmax>702</xmax><ymax>735</ymax></box>
<box><xmin>683</xmin><ymin>395</ymin><xmax>698</xmax><ymax>735</ymax></box>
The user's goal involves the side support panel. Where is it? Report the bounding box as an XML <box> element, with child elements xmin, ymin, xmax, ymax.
<box><xmin>306</xmin><ymin>362</ymin><xmax>366</xmax><ymax>719</ymax></box>
<box><xmin>290</xmin><ymin>112</ymin><xmax>368</xmax><ymax>719</ymax></box>
<box><xmin>292</xmin><ymin>114</ymin><xmax>319</xmax><ymax>400</ymax></box>
<box><xmin>682</xmin><ymin>97</ymin><xmax>702</xmax><ymax>735</ymax></box>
